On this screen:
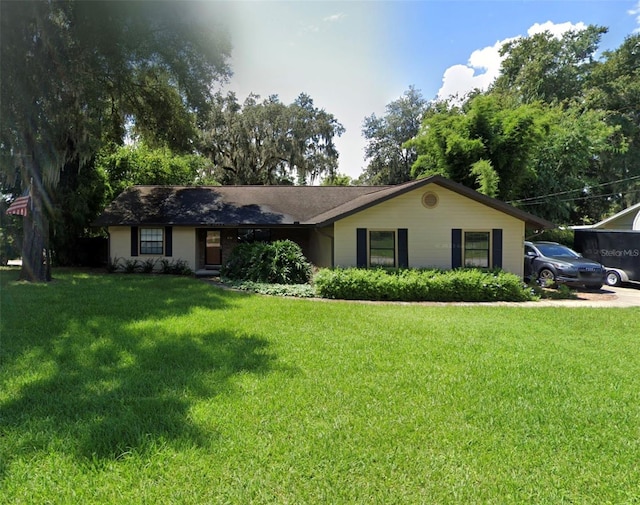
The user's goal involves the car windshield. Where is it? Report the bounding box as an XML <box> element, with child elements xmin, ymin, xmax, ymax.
<box><xmin>536</xmin><ymin>244</ymin><xmax>580</xmax><ymax>258</ymax></box>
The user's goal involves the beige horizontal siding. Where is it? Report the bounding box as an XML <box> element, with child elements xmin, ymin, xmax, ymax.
<box><xmin>108</xmin><ymin>226</ymin><xmax>198</xmax><ymax>271</ymax></box>
<box><xmin>334</xmin><ymin>184</ymin><xmax>525</xmax><ymax>276</ymax></box>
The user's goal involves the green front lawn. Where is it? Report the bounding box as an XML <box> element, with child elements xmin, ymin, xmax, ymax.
<box><xmin>1</xmin><ymin>269</ymin><xmax>639</xmax><ymax>504</ymax></box>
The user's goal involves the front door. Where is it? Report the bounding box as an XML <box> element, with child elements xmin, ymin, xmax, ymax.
<box><xmin>205</xmin><ymin>230</ymin><xmax>222</xmax><ymax>265</ymax></box>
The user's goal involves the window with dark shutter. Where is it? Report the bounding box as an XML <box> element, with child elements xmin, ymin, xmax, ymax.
<box><xmin>165</xmin><ymin>226</ymin><xmax>173</xmax><ymax>257</ymax></box>
<box><xmin>398</xmin><ymin>229</ymin><xmax>408</xmax><ymax>268</ymax></box>
<box><xmin>451</xmin><ymin>229</ymin><xmax>462</xmax><ymax>268</ymax></box>
<box><xmin>492</xmin><ymin>229</ymin><xmax>503</xmax><ymax>268</ymax></box>
<box><xmin>131</xmin><ymin>226</ymin><xmax>139</xmax><ymax>257</ymax></box>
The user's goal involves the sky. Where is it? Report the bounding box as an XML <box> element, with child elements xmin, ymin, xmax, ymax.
<box><xmin>214</xmin><ymin>0</ymin><xmax>640</xmax><ymax>181</ymax></box>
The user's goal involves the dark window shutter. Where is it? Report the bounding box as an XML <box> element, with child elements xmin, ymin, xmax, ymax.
<box><xmin>398</xmin><ymin>228</ymin><xmax>408</xmax><ymax>268</ymax></box>
<box><xmin>492</xmin><ymin>228</ymin><xmax>503</xmax><ymax>269</ymax></box>
<box><xmin>451</xmin><ymin>228</ymin><xmax>462</xmax><ymax>268</ymax></box>
<box><xmin>165</xmin><ymin>226</ymin><xmax>173</xmax><ymax>257</ymax></box>
<box><xmin>356</xmin><ymin>228</ymin><xmax>367</xmax><ymax>268</ymax></box>
<box><xmin>130</xmin><ymin>226</ymin><xmax>138</xmax><ymax>257</ymax></box>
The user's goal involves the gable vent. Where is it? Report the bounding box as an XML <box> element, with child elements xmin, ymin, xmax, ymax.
<box><xmin>422</xmin><ymin>191</ymin><xmax>439</xmax><ymax>209</ymax></box>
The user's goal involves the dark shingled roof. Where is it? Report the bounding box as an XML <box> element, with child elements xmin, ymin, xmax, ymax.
<box><xmin>93</xmin><ymin>175</ymin><xmax>554</xmax><ymax>229</ymax></box>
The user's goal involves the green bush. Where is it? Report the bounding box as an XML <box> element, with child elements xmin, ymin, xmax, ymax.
<box><xmin>160</xmin><ymin>258</ymin><xmax>192</xmax><ymax>275</ymax></box>
<box><xmin>224</xmin><ymin>280</ymin><xmax>316</xmax><ymax>298</ymax></box>
<box><xmin>123</xmin><ymin>258</ymin><xmax>140</xmax><ymax>273</ymax></box>
<box><xmin>313</xmin><ymin>268</ymin><xmax>534</xmax><ymax>302</ymax></box>
<box><xmin>528</xmin><ymin>228</ymin><xmax>574</xmax><ymax>247</ymax></box>
<box><xmin>222</xmin><ymin>240</ymin><xmax>312</xmax><ymax>284</ymax></box>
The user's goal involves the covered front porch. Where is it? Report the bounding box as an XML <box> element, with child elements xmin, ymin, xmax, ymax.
<box><xmin>193</xmin><ymin>226</ymin><xmax>333</xmax><ymax>276</ymax></box>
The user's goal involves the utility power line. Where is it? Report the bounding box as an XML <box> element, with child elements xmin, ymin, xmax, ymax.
<box><xmin>516</xmin><ymin>187</ymin><xmax>640</xmax><ymax>206</ymax></box>
<box><xmin>507</xmin><ymin>174</ymin><xmax>640</xmax><ymax>205</ymax></box>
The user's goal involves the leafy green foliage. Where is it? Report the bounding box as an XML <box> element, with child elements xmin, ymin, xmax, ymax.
<box><xmin>159</xmin><ymin>259</ymin><xmax>193</xmax><ymax>276</ymax></box>
<box><xmin>409</xmin><ymin>94</ymin><xmax>548</xmax><ymax>201</ymax></box>
<box><xmin>123</xmin><ymin>258</ymin><xmax>140</xmax><ymax>274</ymax></box>
<box><xmin>223</xmin><ymin>280</ymin><xmax>317</xmax><ymax>298</ymax></box>
<box><xmin>222</xmin><ymin>240</ymin><xmax>312</xmax><ymax>284</ymax></box>
<box><xmin>107</xmin><ymin>257</ymin><xmax>191</xmax><ymax>275</ymax></box>
<box><xmin>512</xmin><ymin>106</ymin><xmax>623</xmax><ymax>224</ymax></box>
<box><xmin>527</xmin><ymin>227</ymin><xmax>575</xmax><ymax>247</ymax></box>
<box><xmin>313</xmin><ymin>268</ymin><xmax>533</xmax><ymax>302</ymax></box>
<box><xmin>201</xmin><ymin>92</ymin><xmax>344</xmax><ymax>185</ymax></box>
<box><xmin>98</xmin><ymin>143</ymin><xmax>213</xmax><ymax>196</ymax></box>
<box><xmin>321</xmin><ymin>172</ymin><xmax>353</xmax><ymax>186</ymax></box>
<box><xmin>49</xmin><ymin>157</ymin><xmax>110</xmax><ymax>266</ymax></box>
<box><xmin>494</xmin><ymin>26</ymin><xmax>607</xmax><ymax>104</ymax></box>
<box><xmin>364</xmin><ymin>26</ymin><xmax>639</xmax><ymax>226</ymax></box>
<box><xmin>360</xmin><ymin>86</ymin><xmax>429</xmax><ymax>185</ymax></box>
<box><xmin>0</xmin><ymin>0</ymin><xmax>230</xmax><ymax>281</ymax></box>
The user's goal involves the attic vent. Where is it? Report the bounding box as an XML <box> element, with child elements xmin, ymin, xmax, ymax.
<box><xmin>422</xmin><ymin>191</ymin><xmax>439</xmax><ymax>209</ymax></box>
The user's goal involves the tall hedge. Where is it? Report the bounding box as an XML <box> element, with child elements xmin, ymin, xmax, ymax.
<box><xmin>313</xmin><ymin>268</ymin><xmax>534</xmax><ymax>302</ymax></box>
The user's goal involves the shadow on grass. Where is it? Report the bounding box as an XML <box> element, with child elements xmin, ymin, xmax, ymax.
<box><xmin>0</xmin><ymin>269</ymin><xmax>274</xmax><ymax>469</ymax></box>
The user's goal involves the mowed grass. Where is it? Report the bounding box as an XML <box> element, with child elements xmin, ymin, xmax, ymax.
<box><xmin>1</xmin><ymin>268</ymin><xmax>639</xmax><ymax>504</ymax></box>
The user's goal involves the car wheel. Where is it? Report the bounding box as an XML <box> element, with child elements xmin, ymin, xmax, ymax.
<box><xmin>538</xmin><ymin>268</ymin><xmax>556</xmax><ymax>287</ymax></box>
<box><xmin>605</xmin><ymin>271</ymin><xmax>621</xmax><ymax>287</ymax></box>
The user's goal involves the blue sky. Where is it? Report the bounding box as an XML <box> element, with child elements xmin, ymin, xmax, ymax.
<box><xmin>215</xmin><ymin>1</ymin><xmax>640</xmax><ymax>180</ymax></box>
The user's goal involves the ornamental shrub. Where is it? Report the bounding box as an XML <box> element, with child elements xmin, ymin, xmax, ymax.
<box><xmin>222</xmin><ymin>240</ymin><xmax>312</xmax><ymax>284</ymax></box>
<box><xmin>313</xmin><ymin>268</ymin><xmax>533</xmax><ymax>302</ymax></box>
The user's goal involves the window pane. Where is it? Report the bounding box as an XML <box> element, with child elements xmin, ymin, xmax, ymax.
<box><xmin>465</xmin><ymin>232</ymin><xmax>489</xmax><ymax>249</ymax></box>
<box><xmin>140</xmin><ymin>228</ymin><xmax>163</xmax><ymax>255</ymax></box>
<box><xmin>464</xmin><ymin>231</ymin><xmax>489</xmax><ymax>268</ymax></box>
<box><xmin>369</xmin><ymin>231</ymin><xmax>395</xmax><ymax>267</ymax></box>
<box><xmin>465</xmin><ymin>250</ymin><xmax>489</xmax><ymax>267</ymax></box>
<box><xmin>370</xmin><ymin>249</ymin><xmax>395</xmax><ymax>267</ymax></box>
<box><xmin>370</xmin><ymin>231</ymin><xmax>394</xmax><ymax>249</ymax></box>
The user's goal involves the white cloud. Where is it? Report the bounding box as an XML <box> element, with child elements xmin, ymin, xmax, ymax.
<box><xmin>528</xmin><ymin>20</ymin><xmax>586</xmax><ymax>38</ymax></box>
<box><xmin>437</xmin><ymin>21</ymin><xmax>586</xmax><ymax>101</ymax></box>
<box><xmin>324</xmin><ymin>13</ymin><xmax>346</xmax><ymax>23</ymax></box>
<box><xmin>629</xmin><ymin>1</ymin><xmax>640</xmax><ymax>33</ymax></box>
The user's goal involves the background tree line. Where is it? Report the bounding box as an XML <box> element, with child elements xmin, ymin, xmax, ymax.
<box><xmin>362</xmin><ymin>26</ymin><xmax>640</xmax><ymax>226</ymax></box>
<box><xmin>0</xmin><ymin>1</ymin><xmax>344</xmax><ymax>278</ymax></box>
<box><xmin>1</xmin><ymin>1</ymin><xmax>638</xmax><ymax>279</ymax></box>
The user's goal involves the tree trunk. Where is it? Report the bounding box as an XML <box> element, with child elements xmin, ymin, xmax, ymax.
<box><xmin>20</xmin><ymin>157</ymin><xmax>51</xmax><ymax>282</ymax></box>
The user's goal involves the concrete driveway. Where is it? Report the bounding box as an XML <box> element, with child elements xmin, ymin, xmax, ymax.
<box><xmin>532</xmin><ymin>283</ymin><xmax>640</xmax><ymax>308</ymax></box>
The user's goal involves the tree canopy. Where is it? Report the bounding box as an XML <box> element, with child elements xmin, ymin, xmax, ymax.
<box><xmin>405</xmin><ymin>26</ymin><xmax>637</xmax><ymax>224</ymax></box>
<box><xmin>360</xmin><ymin>86</ymin><xmax>429</xmax><ymax>185</ymax></box>
<box><xmin>200</xmin><ymin>92</ymin><xmax>344</xmax><ymax>185</ymax></box>
<box><xmin>0</xmin><ymin>0</ymin><xmax>231</xmax><ymax>280</ymax></box>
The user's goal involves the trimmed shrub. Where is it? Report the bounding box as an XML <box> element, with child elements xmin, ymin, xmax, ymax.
<box><xmin>313</xmin><ymin>268</ymin><xmax>534</xmax><ymax>302</ymax></box>
<box><xmin>222</xmin><ymin>240</ymin><xmax>312</xmax><ymax>284</ymax></box>
<box><xmin>224</xmin><ymin>280</ymin><xmax>316</xmax><ymax>298</ymax></box>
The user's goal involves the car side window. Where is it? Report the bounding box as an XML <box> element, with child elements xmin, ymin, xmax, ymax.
<box><xmin>525</xmin><ymin>245</ymin><xmax>536</xmax><ymax>257</ymax></box>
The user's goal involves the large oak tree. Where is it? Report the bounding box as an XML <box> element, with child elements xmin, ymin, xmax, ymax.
<box><xmin>201</xmin><ymin>92</ymin><xmax>344</xmax><ymax>185</ymax></box>
<box><xmin>0</xmin><ymin>1</ymin><xmax>230</xmax><ymax>281</ymax></box>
